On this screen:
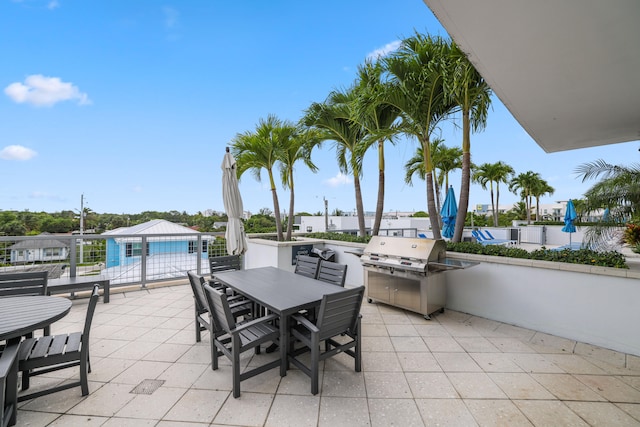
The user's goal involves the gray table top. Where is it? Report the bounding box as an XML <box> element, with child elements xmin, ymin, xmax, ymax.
<box><xmin>213</xmin><ymin>266</ymin><xmax>345</xmax><ymax>315</ymax></box>
<box><xmin>0</xmin><ymin>295</ymin><xmax>72</xmax><ymax>341</ymax></box>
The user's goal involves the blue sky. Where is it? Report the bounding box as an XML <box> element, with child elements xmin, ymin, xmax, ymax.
<box><xmin>1</xmin><ymin>0</ymin><xmax>637</xmax><ymax>216</ymax></box>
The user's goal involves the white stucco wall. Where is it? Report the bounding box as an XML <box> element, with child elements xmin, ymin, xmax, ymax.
<box><xmin>445</xmin><ymin>253</ymin><xmax>640</xmax><ymax>357</ymax></box>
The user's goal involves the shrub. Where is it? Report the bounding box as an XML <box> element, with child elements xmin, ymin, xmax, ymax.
<box><xmin>623</xmin><ymin>222</ymin><xmax>640</xmax><ymax>246</ymax></box>
<box><xmin>446</xmin><ymin>242</ymin><xmax>628</xmax><ymax>269</ymax></box>
<box><xmin>304</xmin><ymin>232</ymin><xmax>370</xmax><ymax>244</ymax></box>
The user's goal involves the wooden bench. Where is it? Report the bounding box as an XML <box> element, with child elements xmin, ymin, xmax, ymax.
<box><xmin>47</xmin><ymin>275</ymin><xmax>110</xmax><ymax>303</ymax></box>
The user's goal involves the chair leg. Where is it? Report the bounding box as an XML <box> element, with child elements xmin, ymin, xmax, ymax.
<box><xmin>232</xmin><ymin>337</ymin><xmax>241</xmax><ymax>398</ymax></box>
<box><xmin>21</xmin><ymin>369</ymin><xmax>30</xmax><ymax>391</ymax></box>
<box><xmin>355</xmin><ymin>320</ymin><xmax>362</xmax><ymax>372</ymax></box>
<box><xmin>80</xmin><ymin>356</ymin><xmax>89</xmax><ymax>396</ymax></box>
<box><xmin>210</xmin><ymin>337</ymin><xmax>217</xmax><ymax>371</ymax></box>
<box><xmin>311</xmin><ymin>333</ymin><xmax>320</xmax><ymax>395</ymax></box>
<box><xmin>195</xmin><ymin>309</ymin><xmax>202</xmax><ymax>342</ymax></box>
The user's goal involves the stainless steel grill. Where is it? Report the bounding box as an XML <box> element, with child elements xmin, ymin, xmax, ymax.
<box><xmin>361</xmin><ymin>236</ymin><xmax>477</xmax><ymax>319</ymax></box>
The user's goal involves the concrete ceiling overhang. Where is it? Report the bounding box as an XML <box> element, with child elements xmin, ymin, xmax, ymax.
<box><xmin>423</xmin><ymin>0</ymin><xmax>640</xmax><ymax>153</ymax></box>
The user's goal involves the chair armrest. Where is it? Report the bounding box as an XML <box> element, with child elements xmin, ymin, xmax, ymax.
<box><xmin>228</xmin><ymin>299</ymin><xmax>251</xmax><ymax>309</ymax></box>
<box><xmin>291</xmin><ymin>313</ymin><xmax>319</xmax><ymax>333</ymax></box>
<box><xmin>231</xmin><ymin>313</ymin><xmax>279</xmax><ymax>333</ymax></box>
<box><xmin>0</xmin><ymin>343</ymin><xmax>19</xmax><ymax>377</ymax></box>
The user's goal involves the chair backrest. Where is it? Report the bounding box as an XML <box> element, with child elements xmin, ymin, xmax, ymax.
<box><xmin>82</xmin><ymin>284</ymin><xmax>101</xmax><ymax>341</ymax></box>
<box><xmin>187</xmin><ymin>271</ymin><xmax>208</xmax><ymax>314</ymax></box>
<box><xmin>0</xmin><ymin>341</ymin><xmax>19</xmax><ymax>426</ymax></box>
<box><xmin>294</xmin><ymin>255</ymin><xmax>321</xmax><ymax>279</ymax></box>
<box><xmin>202</xmin><ymin>283</ymin><xmax>236</xmax><ymax>334</ymax></box>
<box><xmin>471</xmin><ymin>230</ymin><xmax>485</xmax><ymax>242</ymax></box>
<box><xmin>478</xmin><ymin>230</ymin><xmax>491</xmax><ymax>240</ymax></box>
<box><xmin>0</xmin><ymin>271</ymin><xmax>48</xmax><ymax>297</ymax></box>
<box><xmin>209</xmin><ymin>255</ymin><xmax>241</xmax><ymax>276</ymax></box>
<box><xmin>317</xmin><ymin>261</ymin><xmax>347</xmax><ymax>287</ymax></box>
<box><xmin>484</xmin><ymin>230</ymin><xmax>496</xmax><ymax>240</ymax></box>
<box><xmin>316</xmin><ymin>286</ymin><xmax>364</xmax><ymax>341</ymax></box>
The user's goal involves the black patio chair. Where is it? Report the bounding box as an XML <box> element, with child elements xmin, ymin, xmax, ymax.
<box><xmin>17</xmin><ymin>284</ymin><xmax>100</xmax><ymax>401</ymax></box>
<box><xmin>187</xmin><ymin>271</ymin><xmax>252</xmax><ymax>359</ymax></box>
<box><xmin>0</xmin><ymin>342</ymin><xmax>19</xmax><ymax>427</ymax></box>
<box><xmin>0</xmin><ymin>271</ymin><xmax>50</xmax><ymax>336</ymax></box>
<box><xmin>317</xmin><ymin>260</ymin><xmax>347</xmax><ymax>287</ymax></box>
<box><xmin>202</xmin><ymin>283</ymin><xmax>280</xmax><ymax>398</ymax></box>
<box><xmin>294</xmin><ymin>255</ymin><xmax>321</xmax><ymax>279</ymax></box>
<box><xmin>288</xmin><ymin>286</ymin><xmax>364</xmax><ymax>395</ymax></box>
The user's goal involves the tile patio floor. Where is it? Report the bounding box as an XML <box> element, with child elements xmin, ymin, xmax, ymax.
<box><xmin>15</xmin><ymin>282</ymin><xmax>640</xmax><ymax>427</ymax></box>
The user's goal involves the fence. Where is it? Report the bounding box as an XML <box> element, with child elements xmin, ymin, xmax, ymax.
<box><xmin>0</xmin><ymin>233</ymin><xmax>228</xmax><ymax>288</ymax></box>
<box><xmin>518</xmin><ymin>226</ymin><xmax>546</xmax><ymax>244</ymax></box>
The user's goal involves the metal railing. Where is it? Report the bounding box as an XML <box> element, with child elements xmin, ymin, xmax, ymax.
<box><xmin>0</xmin><ymin>233</ymin><xmax>228</xmax><ymax>288</ymax></box>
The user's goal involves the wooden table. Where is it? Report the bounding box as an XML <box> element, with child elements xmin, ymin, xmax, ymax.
<box><xmin>213</xmin><ymin>266</ymin><xmax>345</xmax><ymax>376</ymax></box>
<box><xmin>0</xmin><ymin>296</ymin><xmax>72</xmax><ymax>342</ymax></box>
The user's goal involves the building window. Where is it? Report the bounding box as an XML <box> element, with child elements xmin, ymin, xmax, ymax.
<box><xmin>126</xmin><ymin>242</ymin><xmax>148</xmax><ymax>257</ymax></box>
<box><xmin>188</xmin><ymin>241</ymin><xmax>196</xmax><ymax>254</ymax></box>
<box><xmin>202</xmin><ymin>240</ymin><xmax>208</xmax><ymax>253</ymax></box>
<box><xmin>44</xmin><ymin>248</ymin><xmax>61</xmax><ymax>257</ymax></box>
<box><xmin>306</xmin><ymin>226</ymin><xmax>313</xmax><ymax>232</ymax></box>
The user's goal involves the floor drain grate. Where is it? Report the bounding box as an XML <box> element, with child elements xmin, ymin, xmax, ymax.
<box><xmin>130</xmin><ymin>379</ymin><xmax>165</xmax><ymax>395</ymax></box>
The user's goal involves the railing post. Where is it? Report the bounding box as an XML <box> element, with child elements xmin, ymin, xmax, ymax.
<box><xmin>140</xmin><ymin>236</ymin><xmax>147</xmax><ymax>288</ymax></box>
<box><xmin>196</xmin><ymin>235</ymin><xmax>202</xmax><ymax>275</ymax></box>
<box><xmin>69</xmin><ymin>237</ymin><xmax>77</xmax><ymax>278</ymax></box>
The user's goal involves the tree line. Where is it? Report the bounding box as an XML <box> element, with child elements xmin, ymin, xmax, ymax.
<box><xmin>0</xmin><ymin>210</ymin><xmax>232</xmax><ymax>236</ymax></box>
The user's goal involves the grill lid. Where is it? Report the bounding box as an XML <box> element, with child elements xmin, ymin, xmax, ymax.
<box><xmin>361</xmin><ymin>236</ymin><xmax>447</xmax><ymax>272</ymax></box>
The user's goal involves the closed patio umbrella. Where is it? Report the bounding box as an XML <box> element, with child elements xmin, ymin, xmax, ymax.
<box><xmin>222</xmin><ymin>147</ymin><xmax>247</xmax><ymax>255</ymax></box>
<box><xmin>561</xmin><ymin>199</ymin><xmax>577</xmax><ymax>246</ymax></box>
<box><xmin>440</xmin><ymin>186</ymin><xmax>457</xmax><ymax>239</ymax></box>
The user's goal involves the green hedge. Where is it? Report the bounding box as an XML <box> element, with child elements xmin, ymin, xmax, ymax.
<box><xmin>297</xmin><ymin>233</ymin><xmax>628</xmax><ymax>269</ymax></box>
<box><xmin>446</xmin><ymin>242</ymin><xmax>628</xmax><ymax>269</ymax></box>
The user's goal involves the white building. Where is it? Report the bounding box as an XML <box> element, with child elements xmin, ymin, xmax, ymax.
<box><xmin>297</xmin><ymin>215</ymin><xmax>431</xmax><ymax>235</ymax></box>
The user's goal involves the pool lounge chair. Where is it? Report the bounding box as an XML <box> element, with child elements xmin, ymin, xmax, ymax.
<box><xmin>471</xmin><ymin>230</ymin><xmax>515</xmax><ymax>246</ymax></box>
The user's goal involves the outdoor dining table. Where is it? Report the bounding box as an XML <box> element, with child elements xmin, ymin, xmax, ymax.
<box><xmin>212</xmin><ymin>266</ymin><xmax>346</xmax><ymax>376</ymax></box>
<box><xmin>0</xmin><ymin>295</ymin><xmax>72</xmax><ymax>343</ymax></box>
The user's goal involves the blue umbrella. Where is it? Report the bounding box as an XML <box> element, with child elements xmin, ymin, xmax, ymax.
<box><xmin>440</xmin><ymin>186</ymin><xmax>457</xmax><ymax>239</ymax></box>
<box><xmin>561</xmin><ymin>199</ymin><xmax>577</xmax><ymax>245</ymax></box>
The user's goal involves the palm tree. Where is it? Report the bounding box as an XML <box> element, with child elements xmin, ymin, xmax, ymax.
<box><xmin>446</xmin><ymin>41</ymin><xmax>492</xmax><ymax>242</ymax></box>
<box><xmin>508</xmin><ymin>171</ymin><xmax>540</xmax><ymax>224</ymax></box>
<box><xmin>231</xmin><ymin>115</ymin><xmax>288</xmax><ymax>241</ymax></box>
<box><xmin>575</xmin><ymin>159</ymin><xmax>640</xmax><ymax>247</ymax></box>
<box><xmin>432</xmin><ymin>141</ymin><xmax>463</xmax><ymax>213</ymax></box>
<box><xmin>575</xmin><ymin>159</ymin><xmax>640</xmax><ymax>220</ymax></box>
<box><xmin>508</xmin><ymin>201</ymin><xmax>528</xmax><ymax>221</ymax></box>
<box><xmin>530</xmin><ymin>178</ymin><xmax>555</xmax><ymax>221</ymax></box>
<box><xmin>383</xmin><ymin>33</ymin><xmax>453</xmax><ymax>239</ymax></box>
<box><xmin>472</xmin><ymin>161</ymin><xmax>514</xmax><ymax>227</ymax></box>
<box><xmin>303</xmin><ymin>87</ymin><xmax>368</xmax><ymax>237</ymax></box>
<box><xmin>405</xmin><ymin>140</ymin><xmax>462</xmax><ymax>216</ymax></box>
<box><xmin>279</xmin><ymin>126</ymin><xmax>319</xmax><ymax>241</ymax></box>
<box><xmin>352</xmin><ymin>60</ymin><xmax>400</xmax><ymax>236</ymax></box>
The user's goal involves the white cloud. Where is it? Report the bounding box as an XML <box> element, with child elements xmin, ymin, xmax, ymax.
<box><xmin>48</xmin><ymin>1</ymin><xmax>60</xmax><ymax>10</ymax></box>
<box><xmin>324</xmin><ymin>172</ymin><xmax>352</xmax><ymax>187</ymax></box>
<box><xmin>0</xmin><ymin>145</ymin><xmax>37</xmax><ymax>160</ymax></box>
<box><xmin>162</xmin><ymin>6</ymin><xmax>179</xmax><ymax>29</ymax></box>
<box><xmin>4</xmin><ymin>75</ymin><xmax>91</xmax><ymax>107</ymax></box>
<box><xmin>366</xmin><ymin>40</ymin><xmax>402</xmax><ymax>61</ymax></box>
